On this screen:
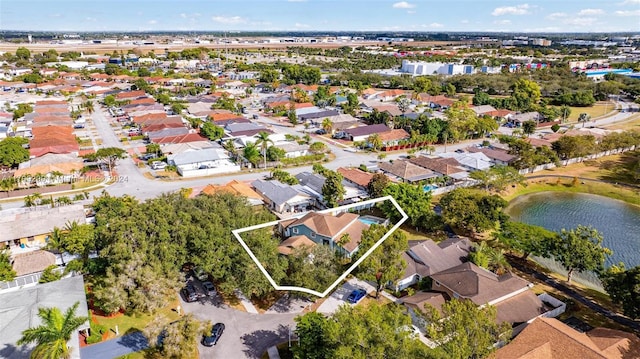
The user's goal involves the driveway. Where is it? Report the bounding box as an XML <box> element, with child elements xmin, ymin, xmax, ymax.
<box><xmin>179</xmin><ymin>295</ymin><xmax>297</xmax><ymax>358</ymax></box>
<box><xmin>316</xmin><ymin>280</ymin><xmax>369</xmax><ymax>315</ymax></box>
<box><xmin>80</xmin><ymin>331</ymin><xmax>148</xmax><ymax>359</ymax></box>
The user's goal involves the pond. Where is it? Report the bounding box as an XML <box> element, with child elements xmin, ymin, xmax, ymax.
<box><xmin>506</xmin><ymin>192</ymin><xmax>640</xmax><ymax>269</ymax></box>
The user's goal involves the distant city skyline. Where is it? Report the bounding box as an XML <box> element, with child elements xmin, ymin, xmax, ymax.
<box><xmin>0</xmin><ymin>0</ymin><xmax>639</xmax><ymax>33</ymax></box>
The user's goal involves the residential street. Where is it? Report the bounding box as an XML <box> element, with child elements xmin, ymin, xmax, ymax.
<box><xmin>80</xmin><ymin>331</ymin><xmax>149</xmax><ymax>359</ymax></box>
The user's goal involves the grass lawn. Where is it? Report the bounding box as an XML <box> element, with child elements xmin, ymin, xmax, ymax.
<box><xmin>92</xmin><ymin>298</ymin><xmax>182</xmax><ymax>340</ymax></box>
<box><xmin>565</xmin><ymin>101</ymin><xmax>611</xmax><ymax>121</ymax></box>
<box><xmin>603</xmin><ymin>113</ymin><xmax>640</xmax><ymax>131</ymax></box>
<box><xmin>359</xmin><ymin>293</ymin><xmax>391</xmax><ymax>308</ymax></box>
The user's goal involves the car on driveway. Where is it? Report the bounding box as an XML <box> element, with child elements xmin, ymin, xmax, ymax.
<box><xmin>315</xmin><ymin>129</ymin><xmax>327</xmax><ymax>135</ymax></box>
<box><xmin>193</xmin><ymin>266</ymin><xmax>209</xmax><ymax>281</ymax></box>
<box><xmin>151</xmin><ymin>161</ymin><xmax>167</xmax><ymax>170</ymax></box>
<box><xmin>182</xmin><ymin>284</ymin><xmax>200</xmax><ymax>303</ymax></box>
<box><xmin>202</xmin><ymin>281</ymin><xmax>217</xmax><ymax>297</ymax></box>
<box><xmin>346</xmin><ymin>288</ymin><xmax>367</xmax><ymax>304</ymax></box>
<box><xmin>202</xmin><ymin>323</ymin><xmax>225</xmax><ymax>346</ymax></box>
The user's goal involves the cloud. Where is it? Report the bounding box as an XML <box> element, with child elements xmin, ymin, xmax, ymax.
<box><xmin>148</xmin><ymin>20</ymin><xmax>157</xmax><ymax>25</ymax></box>
<box><xmin>422</xmin><ymin>22</ymin><xmax>444</xmax><ymax>28</ymax></box>
<box><xmin>294</xmin><ymin>22</ymin><xmax>310</xmax><ymax>28</ymax></box>
<box><xmin>288</xmin><ymin>0</ymin><xmax>307</xmax><ymax>2</ymax></box>
<box><xmin>85</xmin><ymin>17</ymin><xmax>96</xmax><ymax>22</ymax></box>
<box><xmin>618</xmin><ymin>0</ymin><xmax>640</xmax><ymax>4</ymax></box>
<box><xmin>212</xmin><ymin>16</ymin><xmax>247</xmax><ymax>24</ymax></box>
<box><xmin>578</xmin><ymin>8</ymin><xmax>604</xmax><ymax>16</ymax></box>
<box><xmin>564</xmin><ymin>17</ymin><xmax>597</xmax><ymax>26</ymax></box>
<box><xmin>49</xmin><ymin>13</ymin><xmax>62</xmax><ymax>18</ymax></box>
<box><xmin>492</xmin><ymin>4</ymin><xmax>531</xmax><ymax>16</ymax></box>
<box><xmin>614</xmin><ymin>9</ymin><xmax>640</xmax><ymax>16</ymax></box>
<box><xmin>494</xmin><ymin>19</ymin><xmax>512</xmax><ymax>25</ymax></box>
<box><xmin>546</xmin><ymin>12</ymin><xmax>567</xmax><ymax>20</ymax></box>
<box><xmin>180</xmin><ymin>13</ymin><xmax>187</xmax><ymax>18</ymax></box>
<box><xmin>460</xmin><ymin>19</ymin><xmax>469</xmax><ymax>24</ymax></box>
<box><xmin>392</xmin><ymin>1</ymin><xmax>415</xmax><ymax>9</ymax></box>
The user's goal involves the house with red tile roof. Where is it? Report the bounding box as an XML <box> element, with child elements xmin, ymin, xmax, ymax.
<box><xmin>337</xmin><ymin>167</ymin><xmax>374</xmax><ymax>189</ymax></box>
<box><xmin>115</xmin><ymin>90</ymin><xmax>147</xmax><ymax>100</ymax></box>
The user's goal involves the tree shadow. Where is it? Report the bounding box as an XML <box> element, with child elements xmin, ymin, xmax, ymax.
<box><xmin>241</xmin><ymin>325</ymin><xmax>289</xmax><ymax>358</ymax></box>
<box><xmin>116</xmin><ymin>330</ymin><xmax>149</xmax><ymax>351</ymax></box>
<box><xmin>0</xmin><ymin>343</ymin><xmax>31</xmax><ymax>359</ymax></box>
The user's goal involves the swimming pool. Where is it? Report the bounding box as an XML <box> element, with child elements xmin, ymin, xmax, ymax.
<box><xmin>423</xmin><ymin>184</ymin><xmax>439</xmax><ymax>192</ymax></box>
<box><xmin>358</xmin><ymin>215</ymin><xmax>387</xmax><ymax>225</ymax></box>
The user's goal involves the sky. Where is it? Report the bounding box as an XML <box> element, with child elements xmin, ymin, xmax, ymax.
<box><xmin>0</xmin><ymin>0</ymin><xmax>639</xmax><ymax>33</ymax></box>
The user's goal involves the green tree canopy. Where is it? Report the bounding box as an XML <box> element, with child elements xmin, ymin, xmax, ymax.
<box><xmin>440</xmin><ymin>188</ymin><xmax>508</xmax><ymax>233</ymax></box>
<box><xmin>551</xmin><ymin>225</ymin><xmax>612</xmax><ymax>282</ymax></box>
<box><xmin>600</xmin><ymin>264</ymin><xmax>640</xmax><ymax>319</ymax></box>
<box><xmin>493</xmin><ymin>221</ymin><xmax>558</xmax><ymax>260</ymax></box>
<box><xmin>322</xmin><ymin>171</ymin><xmax>346</xmax><ymax>208</ymax></box>
<box><xmin>353</xmin><ymin>225</ymin><xmax>408</xmax><ymax>298</ymax></box>
<box><xmin>199</xmin><ymin>122</ymin><xmax>225</xmax><ymax>141</ymax></box>
<box><xmin>420</xmin><ymin>299</ymin><xmax>511</xmax><ymax>359</ymax></box>
<box><xmin>380</xmin><ymin>182</ymin><xmax>433</xmax><ymax>229</ymax></box>
<box><xmin>367</xmin><ymin>173</ymin><xmax>390</xmax><ymax>199</ymax></box>
<box><xmin>0</xmin><ymin>250</ymin><xmax>16</xmax><ymax>282</ymax></box>
<box><xmin>0</xmin><ymin>137</ymin><xmax>29</xmax><ymax>168</ymax></box>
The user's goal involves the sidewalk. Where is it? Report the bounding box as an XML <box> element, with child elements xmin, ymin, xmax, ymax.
<box><xmin>235</xmin><ymin>289</ymin><xmax>259</xmax><ymax>314</ymax></box>
<box><xmin>80</xmin><ymin>331</ymin><xmax>148</xmax><ymax>359</ymax></box>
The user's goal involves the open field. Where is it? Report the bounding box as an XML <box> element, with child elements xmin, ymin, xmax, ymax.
<box><xmin>566</xmin><ymin>102</ymin><xmax>611</xmax><ymax>121</ymax></box>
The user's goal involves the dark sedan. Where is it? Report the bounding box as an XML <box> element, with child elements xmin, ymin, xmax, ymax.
<box><xmin>202</xmin><ymin>323</ymin><xmax>225</xmax><ymax>346</ymax></box>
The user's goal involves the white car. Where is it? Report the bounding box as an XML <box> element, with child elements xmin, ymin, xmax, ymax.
<box><xmin>151</xmin><ymin>161</ymin><xmax>167</xmax><ymax>170</ymax></box>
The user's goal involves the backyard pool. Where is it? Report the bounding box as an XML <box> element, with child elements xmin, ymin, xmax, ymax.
<box><xmin>423</xmin><ymin>184</ymin><xmax>439</xmax><ymax>192</ymax></box>
<box><xmin>358</xmin><ymin>215</ymin><xmax>387</xmax><ymax>226</ymax></box>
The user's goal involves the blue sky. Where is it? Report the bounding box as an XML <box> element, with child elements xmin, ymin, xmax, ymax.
<box><xmin>0</xmin><ymin>0</ymin><xmax>639</xmax><ymax>32</ymax></box>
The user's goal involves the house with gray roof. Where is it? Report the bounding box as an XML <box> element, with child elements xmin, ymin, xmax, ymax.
<box><xmin>0</xmin><ymin>276</ymin><xmax>89</xmax><ymax>359</ymax></box>
<box><xmin>252</xmin><ymin>179</ymin><xmax>317</xmax><ymax>215</ymax></box>
<box><xmin>295</xmin><ymin>171</ymin><xmax>368</xmax><ymax>207</ymax></box>
<box><xmin>395</xmin><ymin>237</ymin><xmax>472</xmax><ymax>291</ymax></box>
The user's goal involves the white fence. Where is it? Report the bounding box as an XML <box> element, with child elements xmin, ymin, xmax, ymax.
<box><xmin>538</xmin><ymin>292</ymin><xmax>567</xmax><ymax>319</ymax></box>
<box><xmin>178</xmin><ymin>164</ymin><xmax>241</xmax><ymax>178</ymax></box>
<box><xmin>518</xmin><ymin>145</ymin><xmax>637</xmax><ymax>175</ymax></box>
<box><xmin>430</xmin><ymin>180</ymin><xmax>480</xmax><ymax>196</ymax></box>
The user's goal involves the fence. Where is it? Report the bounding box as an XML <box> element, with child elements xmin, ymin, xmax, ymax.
<box><xmin>538</xmin><ymin>292</ymin><xmax>567</xmax><ymax>318</ymax></box>
<box><xmin>0</xmin><ymin>266</ymin><xmax>67</xmax><ymax>292</ymax></box>
<box><xmin>430</xmin><ymin>180</ymin><xmax>480</xmax><ymax>196</ymax></box>
<box><xmin>518</xmin><ymin>145</ymin><xmax>637</xmax><ymax>175</ymax></box>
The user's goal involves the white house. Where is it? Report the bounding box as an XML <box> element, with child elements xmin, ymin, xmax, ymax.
<box><xmin>168</xmin><ymin>148</ymin><xmax>240</xmax><ymax>177</ymax></box>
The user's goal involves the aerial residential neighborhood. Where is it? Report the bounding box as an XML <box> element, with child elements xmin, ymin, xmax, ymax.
<box><xmin>0</xmin><ymin>1</ymin><xmax>639</xmax><ymax>358</ymax></box>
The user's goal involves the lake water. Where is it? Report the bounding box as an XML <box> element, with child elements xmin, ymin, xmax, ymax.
<box><xmin>506</xmin><ymin>192</ymin><xmax>640</xmax><ymax>269</ymax></box>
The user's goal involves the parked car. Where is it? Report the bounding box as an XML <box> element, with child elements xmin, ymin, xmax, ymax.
<box><xmin>151</xmin><ymin>161</ymin><xmax>167</xmax><ymax>170</ymax></box>
<box><xmin>315</xmin><ymin>129</ymin><xmax>327</xmax><ymax>135</ymax></box>
<box><xmin>202</xmin><ymin>281</ymin><xmax>216</xmax><ymax>296</ymax></box>
<box><xmin>346</xmin><ymin>288</ymin><xmax>367</xmax><ymax>304</ymax></box>
<box><xmin>140</xmin><ymin>153</ymin><xmax>157</xmax><ymax>161</ymax></box>
<box><xmin>73</xmin><ymin>123</ymin><xmax>85</xmax><ymax>129</ymax></box>
<box><xmin>202</xmin><ymin>323</ymin><xmax>225</xmax><ymax>346</ymax></box>
<box><xmin>192</xmin><ymin>266</ymin><xmax>209</xmax><ymax>281</ymax></box>
<box><xmin>181</xmin><ymin>285</ymin><xmax>199</xmax><ymax>303</ymax></box>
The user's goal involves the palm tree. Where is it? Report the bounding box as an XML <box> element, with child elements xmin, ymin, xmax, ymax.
<box><xmin>254</xmin><ymin>131</ymin><xmax>273</xmax><ymax>169</ymax></box>
<box><xmin>17</xmin><ymin>301</ymin><xmax>88</xmax><ymax>359</ymax></box>
<box><xmin>242</xmin><ymin>142</ymin><xmax>261</xmax><ymax>168</ymax></box>
<box><xmin>321</xmin><ymin>118</ymin><xmax>333</xmax><ymax>134</ymax></box>
<box><xmin>367</xmin><ymin>133</ymin><xmax>382</xmax><ymax>151</ymax></box>
<box><xmin>46</xmin><ymin>227</ymin><xmax>66</xmax><ymax>266</ymax></box>
<box><xmin>24</xmin><ymin>193</ymin><xmax>42</xmax><ymax>208</ymax></box>
<box><xmin>223</xmin><ymin>139</ymin><xmax>238</xmax><ymax>161</ymax></box>
<box><xmin>83</xmin><ymin>100</ymin><xmax>94</xmax><ymax>114</ymax></box>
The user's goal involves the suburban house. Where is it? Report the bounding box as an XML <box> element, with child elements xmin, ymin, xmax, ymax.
<box><xmin>378</xmin><ymin>129</ymin><xmax>411</xmax><ymax>148</ymax></box>
<box><xmin>252</xmin><ymin>179</ymin><xmax>317</xmax><ymax>215</ymax></box>
<box><xmin>467</xmin><ymin>146</ymin><xmax>516</xmax><ymax>166</ymax></box>
<box><xmin>0</xmin><ymin>204</ymin><xmax>87</xmax><ymax>251</ymax></box>
<box><xmin>10</xmin><ymin>250</ymin><xmax>57</xmax><ymax>277</ymax></box>
<box><xmin>408</xmin><ymin>156</ymin><xmax>468</xmax><ymax>180</ymax></box>
<box><xmin>199</xmin><ymin>180</ymin><xmax>264</xmax><ymax>206</ymax></box>
<box><xmin>510</xmin><ymin>112</ymin><xmax>542</xmax><ymax>126</ymax></box>
<box><xmin>439</xmin><ymin>152</ymin><xmax>493</xmax><ymax>171</ymax></box>
<box><xmin>337</xmin><ymin>167</ymin><xmax>374</xmax><ymax>189</ymax></box>
<box><xmin>343</xmin><ymin>124</ymin><xmax>391</xmax><ymax>142</ymax></box>
<box><xmin>378</xmin><ymin>159</ymin><xmax>439</xmax><ymax>183</ymax></box>
<box><xmin>471</xmin><ymin>105</ymin><xmax>497</xmax><ymax>116</ymax></box>
<box><xmin>168</xmin><ymin>148</ymin><xmax>239</xmax><ymax>177</ymax></box>
<box><xmin>492</xmin><ymin>317</ymin><xmax>640</xmax><ymax>359</ymax></box>
<box><xmin>295</xmin><ymin>171</ymin><xmax>368</xmax><ymax>206</ymax></box>
<box><xmin>0</xmin><ymin>276</ymin><xmax>90</xmax><ymax>359</ymax></box>
<box><xmin>396</xmin><ymin>237</ymin><xmax>472</xmax><ymax>291</ymax></box>
<box><xmin>278</xmin><ymin>211</ymin><xmax>370</xmax><ymax>257</ymax></box>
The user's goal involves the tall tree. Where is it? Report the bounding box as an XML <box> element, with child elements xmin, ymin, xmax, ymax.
<box><xmin>353</xmin><ymin>225</ymin><xmax>408</xmax><ymax>298</ymax></box>
<box><xmin>421</xmin><ymin>299</ymin><xmax>511</xmax><ymax>359</ymax></box>
<box><xmin>0</xmin><ymin>249</ymin><xmax>16</xmax><ymax>281</ymax></box>
<box><xmin>600</xmin><ymin>264</ymin><xmax>640</xmax><ymax>319</ymax></box>
<box><xmin>380</xmin><ymin>182</ymin><xmax>433</xmax><ymax>229</ymax></box>
<box><xmin>46</xmin><ymin>227</ymin><xmax>67</xmax><ymax>266</ymax></box>
<box><xmin>551</xmin><ymin>225</ymin><xmax>612</xmax><ymax>283</ymax></box>
<box><xmin>321</xmin><ymin>171</ymin><xmax>346</xmax><ymax>208</ymax></box>
<box><xmin>84</xmin><ymin>147</ymin><xmax>127</xmax><ymax>175</ymax></box>
<box><xmin>242</xmin><ymin>142</ymin><xmax>261</xmax><ymax>167</ymax></box>
<box><xmin>293</xmin><ymin>312</ymin><xmax>332</xmax><ymax>359</ymax></box>
<box><xmin>493</xmin><ymin>221</ymin><xmax>557</xmax><ymax>260</ymax></box>
<box><xmin>0</xmin><ymin>137</ymin><xmax>30</xmax><ymax>168</ymax></box>
<box><xmin>521</xmin><ymin>120</ymin><xmax>537</xmax><ymax>137</ymax></box>
<box><xmin>367</xmin><ymin>173</ymin><xmax>390</xmax><ymax>198</ymax></box>
<box><xmin>17</xmin><ymin>302</ymin><xmax>88</xmax><ymax>359</ymax></box>
<box><xmin>199</xmin><ymin>122</ymin><xmax>225</xmax><ymax>141</ymax></box>
<box><xmin>440</xmin><ymin>188</ymin><xmax>508</xmax><ymax>233</ymax></box>
<box><xmin>321</xmin><ymin>118</ymin><xmax>333</xmax><ymax>134</ymax></box>
<box><xmin>255</xmin><ymin>131</ymin><xmax>273</xmax><ymax>169</ymax></box>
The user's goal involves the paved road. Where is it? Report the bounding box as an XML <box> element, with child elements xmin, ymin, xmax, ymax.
<box><xmin>508</xmin><ymin>256</ymin><xmax>640</xmax><ymax>333</ymax></box>
<box><xmin>179</xmin><ymin>295</ymin><xmax>297</xmax><ymax>358</ymax></box>
<box><xmin>80</xmin><ymin>331</ymin><xmax>149</xmax><ymax>359</ymax></box>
